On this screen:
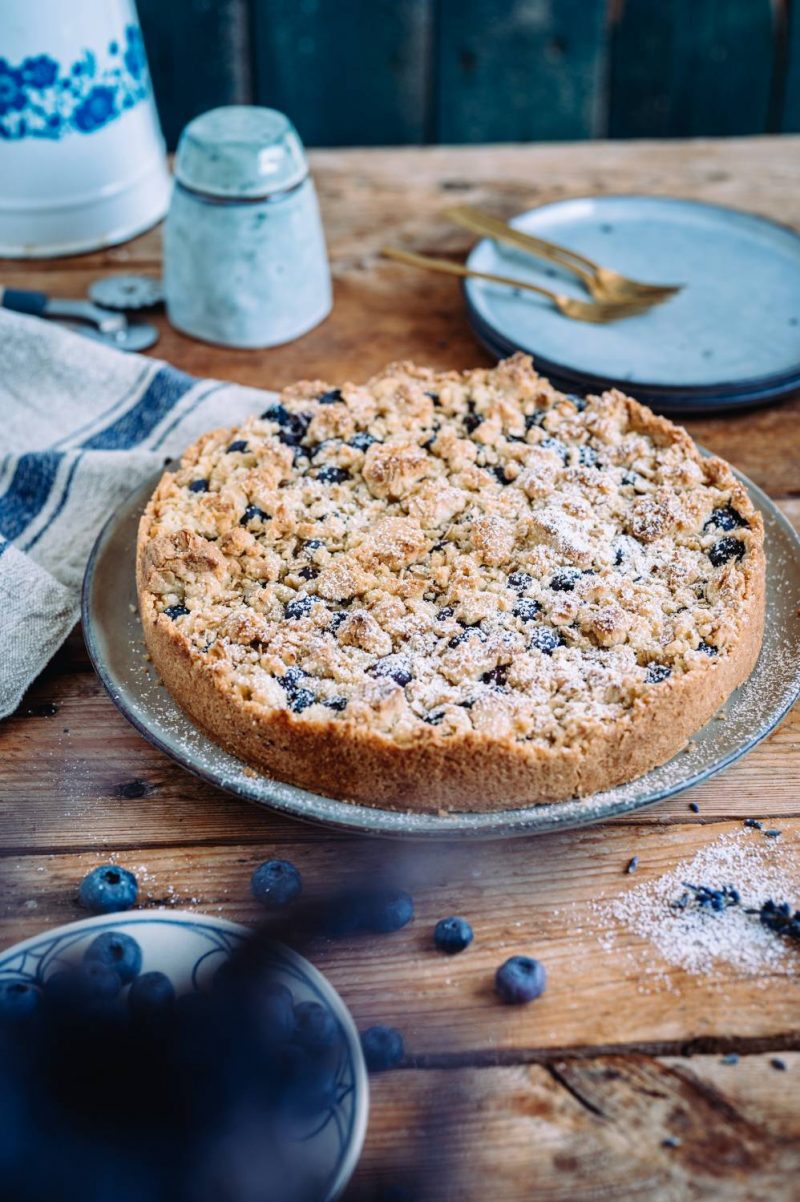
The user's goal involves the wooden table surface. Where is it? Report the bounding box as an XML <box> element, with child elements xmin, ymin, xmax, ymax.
<box><xmin>1</xmin><ymin>136</ymin><xmax>799</xmax><ymax>1201</ymax></box>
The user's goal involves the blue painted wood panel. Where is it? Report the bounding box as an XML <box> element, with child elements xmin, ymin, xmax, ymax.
<box><xmin>435</xmin><ymin>0</ymin><xmax>609</xmax><ymax>142</ymax></box>
<box><xmin>781</xmin><ymin>0</ymin><xmax>800</xmax><ymax>131</ymax></box>
<box><xmin>138</xmin><ymin>0</ymin><xmax>251</xmax><ymax>149</ymax></box>
<box><xmin>251</xmin><ymin>0</ymin><xmax>433</xmax><ymax>146</ymax></box>
<box><xmin>609</xmin><ymin>0</ymin><xmax>777</xmax><ymax>138</ymax></box>
<box><xmin>137</xmin><ymin>0</ymin><xmax>797</xmax><ymax>149</ymax></box>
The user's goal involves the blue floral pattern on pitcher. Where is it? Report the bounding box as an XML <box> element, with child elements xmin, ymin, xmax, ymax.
<box><xmin>0</xmin><ymin>26</ymin><xmax>151</xmax><ymax>140</ymax></box>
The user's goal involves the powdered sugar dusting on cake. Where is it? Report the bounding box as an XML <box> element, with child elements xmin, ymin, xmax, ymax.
<box><xmin>137</xmin><ymin>355</ymin><xmax>764</xmax><ymax>746</ymax></box>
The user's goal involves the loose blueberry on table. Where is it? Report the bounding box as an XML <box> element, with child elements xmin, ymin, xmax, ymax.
<box><xmin>325</xmin><ymin>887</ymin><xmax>415</xmax><ymax>936</ymax></box>
<box><xmin>362</xmin><ymin>889</ymin><xmax>415</xmax><ymax>933</ymax></box>
<box><xmin>434</xmin><ymin>916</ymin><xmax>474</xmax><ymax>954</ymax></box>
<box><xmin>361</xmin><ymin>1024</ymin><xmax>404</xmax><ymax>1072</ymax></box>
<box><xmin>495</xmin><ymin>955</ymin><xmax>547</xmax><ymax>1004</ymax></box>
<box><xmin>250</xmin><ymin>859</ymin><xmax>303</xmax><ymax>909</ymax></box>
<box><xmin>78</xmin><ymin>865</ymin><xmax>138</xmax><ymax>914</ymax></box>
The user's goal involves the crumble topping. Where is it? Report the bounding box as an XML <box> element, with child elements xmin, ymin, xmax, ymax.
<box><xmin>140</xmin><ymin>355</ymin><xmax>760</xmax><ymax>748</ymax></box>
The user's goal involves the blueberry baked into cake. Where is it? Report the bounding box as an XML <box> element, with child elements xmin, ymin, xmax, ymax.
<box><xmin>137</xmin><ymin>354</ymin><xmax>765</xmax><ymax>811</ymax></box>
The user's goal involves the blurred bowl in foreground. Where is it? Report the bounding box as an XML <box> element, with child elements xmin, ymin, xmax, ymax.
<box><xmin>0</xmin><ymin>909</ymin><xmax>368</xmax><ymax>1201</ymax></box>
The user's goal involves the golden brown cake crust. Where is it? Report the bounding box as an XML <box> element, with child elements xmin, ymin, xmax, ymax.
<box><xmin>136</xmin><ymin>355</ymin><xmax>765</xmax><ymax>811</ymax></box>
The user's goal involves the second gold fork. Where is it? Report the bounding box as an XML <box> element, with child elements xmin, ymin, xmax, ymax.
<box><xmin>446</xmin><ymin>205</ymin><xmax>681</xmax><ymax>304</ymax></box>
<box><xmin>382</xmin><ymin>247</ymin><xmax>656</xmax><ymax>324</ymax></box>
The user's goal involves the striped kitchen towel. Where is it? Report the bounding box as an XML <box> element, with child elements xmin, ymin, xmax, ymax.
<box><xmin>0</xmin><ymin>309</ymin><xmax>276</xmax><ymax>718</ymax></box>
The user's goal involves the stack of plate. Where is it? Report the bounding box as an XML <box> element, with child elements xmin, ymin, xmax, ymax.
<box><xmin>464</xmin><ymin>196</ymin><xmax>800</xmax><ymax>415</ymax></box>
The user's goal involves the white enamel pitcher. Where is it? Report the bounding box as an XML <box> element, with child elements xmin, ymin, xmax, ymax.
<box><xmin>0</xmin><ymin>0</ymin><xmax>170</xmax><ymax>256</ymax></box>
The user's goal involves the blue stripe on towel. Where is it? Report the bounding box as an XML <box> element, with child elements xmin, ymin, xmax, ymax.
<box><xmin>54</xmin><ymin>360</ymin><xmax>156</xmax><ymax>450</ymax></box>
<box><xmin>81</xmin><ymin>365</ymin><xmax>197</xmax><ymax>450</ymax></box>
<box><xmin>151</xmin><ymin>381</ymin><xmax>225</xmax><ymax>450</ymax></box>
<box><xmin>23</xmin><ymin>453</ymin><xmax>83</xmax><ymax>553</ymax></box>
<box><xmin>0</xmin><ymin>538</ymin><xmax>8</xmax><ymax>559</ymax></box>
<box><xmin>0</xmin><ymin>451</ymin><xmax>64</xmax><ymax>541</ymax></box>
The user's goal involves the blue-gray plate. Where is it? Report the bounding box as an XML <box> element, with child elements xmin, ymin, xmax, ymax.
<box><xmin>464</xmin><ymin>196</ymin><xmax>800</xmax><ymax>413</ymax></box>
<box><xmin>467</xmin><ymin>303</ymin><xmax>800</xmax><ymax>416</ymax></box>
<box><xmin>81</xmin><ymin>470</ymin><xmax>800</xmax><ymax>839</ymax></box>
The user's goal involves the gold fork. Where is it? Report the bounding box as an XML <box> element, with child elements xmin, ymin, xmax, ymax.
<box><xmin>381</xmin><ymin>247</ymin><xmax>653</xmax><ymax>324</ymax></box>
<box><xmin>445</xmin><ymin>205</ymin><xmax>681</xmax><ymax>304</ymax></box>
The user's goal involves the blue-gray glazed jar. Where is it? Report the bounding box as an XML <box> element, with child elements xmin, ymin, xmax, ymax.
<box><xmin>164</xmin><ymin>106</ymin><xmax>331</xmax><ymax>348</ymax></box>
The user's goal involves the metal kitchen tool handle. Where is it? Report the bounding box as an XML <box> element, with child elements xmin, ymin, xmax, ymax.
<box><xmin>0</xmin><ymin>286</ymin><xmax>127</xmax><ymax>334</ymax></box>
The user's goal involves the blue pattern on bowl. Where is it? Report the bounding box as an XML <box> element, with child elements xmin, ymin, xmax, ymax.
<box><xmin>0</xmin><ymin>911</ymin><xmax>367</xmax><ymax>1199</ymax></box>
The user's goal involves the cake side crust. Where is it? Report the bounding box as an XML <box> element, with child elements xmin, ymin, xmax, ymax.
<box><xmin>136</xmin><ymin>355</ymin><xmax>766</xmax><ymax>812</ymax></box>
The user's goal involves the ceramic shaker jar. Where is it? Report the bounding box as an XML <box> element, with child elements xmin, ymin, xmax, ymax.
<box><xmin>164</xmin><ymin>106</ymin><xmax>332</xmax><ymax>348</ymax></box>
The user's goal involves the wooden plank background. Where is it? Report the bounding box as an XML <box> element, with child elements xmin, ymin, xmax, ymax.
<box><xmin>136</xmin><ymin>0</ymin><xmax>797</xmax><ymax>149</ymax></box>
<box><xmin>782</xmin><ymin>0</ymin><xmax>800</xmax><ymax>131</ymax></box>
<box><xmin>609</xmin><ymin>0</ymin><xmax>777</xmax><ymax>138</ymax></box>
<box><xmin>136</xmin><ymin>0</ymin><xmax>252</xmax><ymax>151</ymax></box>
<box><xmin>435</xmin><ymin>0</ymin><xmax>609</xmax><ymax>142</ymax></box>
<box><xmin>252</xmin><ymin>0</ymin><xmax>434</xmax><ymax>146</ymax></box>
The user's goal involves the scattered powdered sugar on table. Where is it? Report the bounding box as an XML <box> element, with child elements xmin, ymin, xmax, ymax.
<box><xmin>595</xmin><ymin>829</ymin><xmax>800</xmax><ymax>977</ymax></box>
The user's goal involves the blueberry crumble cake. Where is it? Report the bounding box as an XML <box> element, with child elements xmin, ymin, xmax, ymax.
<box><xmin>137</xmin><ymin>355</ymin><xmax>765</xmax><ymax>810</ymax></box>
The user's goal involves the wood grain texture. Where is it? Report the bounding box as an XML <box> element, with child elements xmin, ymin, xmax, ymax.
<box><xmin>252</xmin><ymin>0</ymin><xmax>434</xmax><ymax>146</ymax></box>
<box><xmin>136</xmin><ymin>1</ymin><xmax>797</xmax><ymax>148</ymax></box>
<box><xmin>609</xmin><ymin>0</ymin><xmax>777</xmax><ymax>139</ymax></box>
<box><xmin>1</xmin><ymin>821</ymin><xmax>799</xmax><ymax>1056</ymax></box>
<box><xmin>1</xmin><ymin>653</ymin><xmax>798</xmax><ymax>854</ymax></box>
<box><xmin>435</xmin><ymin>0</ymin><xmax>609</xmax><ymax>142</ymax></box>
<box><xmin>1</xmin><ymin>138</ymin><xmax>796</xmax><ymax>487</ymax></box>
<box><xmin>137</xmin><ymin>0</ymin><xmax>252</xmax><ymax>149</ymax></box>
<box><xmin>349</xmin><ymin>1055</ymin><xmax>800</xmax><ymax>1200</ymax></box>
<box><xmin>0</xmin><ymin>138</ymin><xmax>798</xmax><ymax>1199</ymax></box>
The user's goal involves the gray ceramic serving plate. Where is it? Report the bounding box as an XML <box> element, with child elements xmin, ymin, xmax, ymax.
<box><xmin>82</xmin><ymin>467</ymin><xmax>800</xmax><ymax>840</ymax></box>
